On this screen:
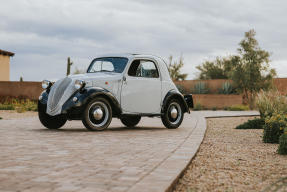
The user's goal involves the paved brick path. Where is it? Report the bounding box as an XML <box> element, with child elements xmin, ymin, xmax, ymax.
<box><xmin>0</xmin><ymin>111</ymin><xmax>258</xmax><ymax>192</ymax></box>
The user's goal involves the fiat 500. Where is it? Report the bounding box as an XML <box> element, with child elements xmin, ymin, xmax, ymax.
<box><xmin>38</xmin><ymin>54</ymin><xmax>193</xmax><ymax>131</ymax></box>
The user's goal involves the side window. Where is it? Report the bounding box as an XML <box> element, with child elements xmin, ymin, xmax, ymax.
<box><xmin>128</xmin><ymin>60</ymin><xmax>159</xmax><ymax>78</ymax></box>
<box><xmin>140</xmin><ymin>61</ymin><xmax>159</xmax><ymax>78</ymax></box>
<box><xmin>128</xmin><ymin>60</ymin><xmax>140</xmax><ymax>76</ymax></box>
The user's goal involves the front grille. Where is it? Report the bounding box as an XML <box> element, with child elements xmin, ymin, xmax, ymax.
<box><xmin>47</xmin><ymin>77</ymin><xmax>75</xmax><ymax>116</ymax></box>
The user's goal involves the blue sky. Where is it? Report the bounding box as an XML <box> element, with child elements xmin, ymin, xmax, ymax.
<box><xmin>1</xmin><ymin>0</ymin><xmax>286</xmax><ymax>81</ymax></box>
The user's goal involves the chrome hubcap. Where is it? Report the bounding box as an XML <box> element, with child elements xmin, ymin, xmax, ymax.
<box><xmin>88</xmin><ymin>101</ymin><xmax>109</xmax><ymax>128</ymax></box>
<box><xmin>168</xmin><ymin>102</ymin><xmax>182</xmax><ymax>125</ymax></box>
<box><xmin>93</xmin><ymin>108</ymin><xmax>103</xmax><ymax>120</ymax></box>
<box><xmin>170</xmin><ymin>107</ymin><xmax>178</xmax><ymax>119</ymax></box>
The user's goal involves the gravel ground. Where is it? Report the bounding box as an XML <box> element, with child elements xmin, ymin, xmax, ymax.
<box><xmin>174</xmin><ymin>116</ymin><xmax>287</xmax><ymax>192</ymax></box>
<box><xmin>0</xmin><ymin>110</ymin><xmax>37</xmax><ymax>120</ymax></box>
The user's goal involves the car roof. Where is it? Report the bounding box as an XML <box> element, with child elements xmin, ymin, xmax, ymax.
<box><xmin>95</xmin><ymin>53</ymin><xmax>165</xmax><ymax>62</ymax></box>
<box><xmin>94</xmin><ymin>53</ymin><xmax>171</xmax><ymax>81</ymax></box>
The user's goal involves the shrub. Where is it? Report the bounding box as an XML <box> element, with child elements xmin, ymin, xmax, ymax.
<box><xmin>191</xmin><ymin>82</ymin><xmax>209</xmax><ymax>94</ymax></box>
<box><xmin>0</xmin><ymin>103</ymin><xmax>15</xmax><ymax>110</ymax></box>
<box><xmin>0</xmin><ymin>117</ymin><xmax>2</xmax><ymax>120</ymax></box>
<box><xmin>218</xmin><ymin>81</ymin><xmax>235</xmax><ymax>94</ymax></box>
<box><xmin>263</xmin><ymin>114</ymin><xmax>286</xmax><ymax>143</ymax></box>
<box><xmin>236</xmin><ymin>118</ymin><xmax>265</xmax><ymax>129</ymax></box>
<box><xmin>193</xmin><ymin>103</ymin><xmax>204</xmax><ymax>111</ymax></box>
<box><xmin>227</xmin><ymin>104</ymin><xmax>249</xmax><ymax>111</ymax></box>
<box><xmin>0</xmin><ymin>98</ymin><xmax>37</xmax><ymax>113</ymax></box>
<box><xmin>211</xmin><ymin>106</ymin><xmax>217</xmax><ymax>111</ymax></box>
<box><xmin>278</xmin><ymin>132</ymin><xmax>287</xmax><ymax>155</ymax></box>
<box><xmin>256</xmin><ymin>90</ymin><xmax>287</xmax><ymax>119</ymax></box>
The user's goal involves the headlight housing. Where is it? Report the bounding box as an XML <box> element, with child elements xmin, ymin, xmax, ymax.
<box><xmin>42</xmin><ymin>80</ymin><xmax>51</xmax><ymax>89</ymax></box>
<box><xmin>75</xmin><ymin>80</ymin><xmax>85</xmax><ymax>90</ymax></box>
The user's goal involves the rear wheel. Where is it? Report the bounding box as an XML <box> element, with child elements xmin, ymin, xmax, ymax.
<box><xmin>82</xmin><ymin>97</ymin><xmax>112</xmax><ymax>131</ymax></box>
<box><xmin>120</xmin><ymin>115</ymin><xmax>141</xmax><ymax>127</ymax></box>
<box><xmin>38</xmin><ymin>102</ymin><xmax>67</xmax><ymax>129</ymax></box>
<box><xmin>161</xmin><ymin>99</ymin><xmax>184</xmax><ymax>129</ymax></box>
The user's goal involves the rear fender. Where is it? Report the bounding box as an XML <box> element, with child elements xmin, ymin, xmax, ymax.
<box><xmin>161</xmin><ymin>90</ymin><xmax>190</xmax><ymax>113</ymax></box>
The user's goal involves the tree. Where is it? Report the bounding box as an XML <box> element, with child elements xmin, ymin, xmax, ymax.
<box><xmin>168</xmin><ymin>55</ymin><xmax>188</xmax><ymax>81</ymax></box>
<box><xmin>231</xmin><ymin>29</ymin><xmax>276</xmax><ymax>109</ymax></box>
<box><xmin>195</xmin><ymin>29</ymin><xmax>276</xmax><ymax>109</ymax></box>
<box><xmin>196</xmin><ymin>56</ymin><xmax>234</xmax><ymax>79</ymax></box>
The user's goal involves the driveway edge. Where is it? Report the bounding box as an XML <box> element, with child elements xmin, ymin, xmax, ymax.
<box><xmin>128</xmin><ymin>111</ymin><xmax>259</xmax><ymax>192</ymax></box>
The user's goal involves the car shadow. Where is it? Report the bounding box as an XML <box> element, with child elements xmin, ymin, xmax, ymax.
<box><xmin>33</xmin><ymin>126</ymin><xmax>167</xmax><ymax>133</ymax></box>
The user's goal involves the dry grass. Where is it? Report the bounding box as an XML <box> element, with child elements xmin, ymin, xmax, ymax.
<box><xmin>174</xmin><ymin>117</ymin><xmax>287</xmax><ymax>192</ymax></box>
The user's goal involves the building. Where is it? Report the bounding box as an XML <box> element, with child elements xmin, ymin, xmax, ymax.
<box><xmin>0</xmin><ymin>49</ymin><xmax>14</xmax><ymax>81</ymax></box>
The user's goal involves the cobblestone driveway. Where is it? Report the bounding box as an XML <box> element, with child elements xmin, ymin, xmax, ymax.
<box><xmin>0</xmin><ymin>113</ymin><xmax>198</xmax><ymax>192</ymax></box>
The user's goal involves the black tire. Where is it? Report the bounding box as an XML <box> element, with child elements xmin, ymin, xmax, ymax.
<box><xmin>38</xmin><ymin>103</ymin><xmax>67</xmax><ymax>129</ymax></box>
<box><xmin>120</xmin><ymin>116</ymin><xmax>141</xmax><ymax>127</ymax></box>
<box><xmin>82</xmin><ymin>97</ymin><xmax>112</xmax><ymax>131</ymax></box>
<box><xmin>161</xmin><ymin>99</ymin><xmax>184</xmax><ymax>129</ymax></box>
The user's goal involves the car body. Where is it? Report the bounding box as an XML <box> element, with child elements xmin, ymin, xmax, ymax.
<box><xmin>38</xmin><ymin>54</ymin><xmax>193</xmax><ymax>131</ymax></box>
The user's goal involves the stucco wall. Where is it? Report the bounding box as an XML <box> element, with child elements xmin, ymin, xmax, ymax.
<box><xmin>0</xmin><ymin>78</ymin><xmax>286</xmax><ymax>108</ymax></box>
<box><xmin>0</xmin><ymin>81</ymin><xmax>42</xmax><ymax>100</ymax></box>
<box><xmin>175</xmin><ymin>78</ymin><xmax>287</xmax><ymax>95</ymax></box>
<box><xmin>193</xmin><ymin>94</ymin><xmax>242</xmax><ymax>108</ymax></box>
<box><xmin>0</xmin><ymin>55</ymin><xmax>10</xmax><ymax>81</ymax></box>
<box><xmin>273</xmin><ymin>78</ymin><xmax>287</xmax><ymax>95</ymax></box>
<box><xmin>175</xmin><ymin>79</ymin><xmax>232</xmax><ymax>94</ymax></box>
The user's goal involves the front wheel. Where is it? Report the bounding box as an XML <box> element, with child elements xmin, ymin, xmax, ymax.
<box><xmin>38</xmin><ymin>105</ymin><xmax>67</xmax><ymax>129</ymax></box>
<box><xmin>161</xmin><ymin>99</ymin><xmax>184</xmax><ymax>129</ymax></box>
<box><xmin>82</xmin><ymin>97</ymin><xmax>112</xmax><ymax>131</ymax></box>
<box><xmin>120</xmin><ymin>116</ymin><xmax>141</xmax><ymax>127</ymax></box>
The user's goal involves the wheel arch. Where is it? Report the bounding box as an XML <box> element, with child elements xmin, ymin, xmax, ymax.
<box><xmin>161</xmin><ymin>90</ymin><xmax>190</xmax><ymax>113</ymax></box>
<box><xmin>61</xmin><ymin>87</ymin><xmax>122</xmax><ymax>118</ymax></box>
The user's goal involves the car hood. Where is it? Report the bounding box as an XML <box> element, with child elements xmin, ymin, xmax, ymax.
<box><xmin>46</xmin><ymin>72</ymin><xmax>122</xmax><ymax>116</ymax></box>
<box><xmin>67</xmin><ymin>72</ymin><xmax>122</xmax><ymax>87</ymax></box>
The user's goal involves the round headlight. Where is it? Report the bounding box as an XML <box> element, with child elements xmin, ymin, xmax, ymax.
<box><xmin>75</xmin><ymin>80</ymin><xmax>85</xmax><ymax>90</ymax></box>
<box><xmin>42</xmin><ymin>80</ymin><xmax>51</xmax><ymax>89</ymax></box>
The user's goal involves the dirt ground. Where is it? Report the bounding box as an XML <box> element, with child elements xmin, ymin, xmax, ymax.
<box><xmin>174</xmin><ymin>116</ymin><xmax>287</xmax><ymax>192</ymax></box>
<box><xmin>0</xmin><ymin>110</ymin><xmax>37</xmax><ymax>120</ymax></box>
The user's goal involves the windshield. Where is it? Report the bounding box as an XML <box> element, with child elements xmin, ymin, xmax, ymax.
<box><xmin>87</xmin><ymin>57</ymin><xmax>128</xmax><ymax>73</ymax></box>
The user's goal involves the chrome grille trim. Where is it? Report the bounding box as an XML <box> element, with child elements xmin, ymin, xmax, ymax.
<box><xmin>46</xmin><ymin>77</ymin><xmax>76</xmax><ymax>116</ymax></box>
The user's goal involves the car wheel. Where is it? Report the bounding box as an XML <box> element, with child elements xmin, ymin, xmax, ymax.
<box><xmin>161</xmin><ymin>99</ymin><xmax>184</xmax><ymax>129</ymax></box>
<box><xmin>120</xmin><ymin>115</ymin><xmax>141</xmax><ymax>127</ymax></box>
<box><xmin>38</xmin><ymin>103</ymin><xmax>67</xmax><ymax>129</ymax></box>
<box><xmin>82</xmin><ymin>97</ymin><xmax>112</xmax><ymax>131</ymax></box>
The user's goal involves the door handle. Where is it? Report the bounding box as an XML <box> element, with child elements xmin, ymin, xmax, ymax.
<box><xmin>123</xmin><ymin>76</ymin><xmax>127</xmax><ymax>84</ymax></box>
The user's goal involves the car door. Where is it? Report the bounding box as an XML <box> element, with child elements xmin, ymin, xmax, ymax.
<box><xmin>120</xmin><ymin>59</ymin><xmax>161</xmax><ymax>114</ymax></box>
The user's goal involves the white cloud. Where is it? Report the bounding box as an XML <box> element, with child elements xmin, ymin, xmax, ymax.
<box><xmin>0</xmin><ymin>0</ymin><xmax>286</xmax><ymax>80</ymax></box>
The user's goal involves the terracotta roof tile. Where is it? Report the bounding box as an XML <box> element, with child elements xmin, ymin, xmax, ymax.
<box><xmin>0</xmin><ymin>49</ymin><xmax>15</xmax><ymax>56</ymax></box>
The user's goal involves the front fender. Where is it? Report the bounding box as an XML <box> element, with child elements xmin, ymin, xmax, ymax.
<box><xmin>162</xmin><ymin>90</ymin><xmax>190</xmax><ymax>113</ymax></box>
<box><xmin>61</xmin><ymin>87</ymin><xmax>121</xmax><ymax>118</ymax></box>
<box><xmin>38</xmin><ymin>90</ymin><xmax>49</xmax><ymax>105</ymax></box>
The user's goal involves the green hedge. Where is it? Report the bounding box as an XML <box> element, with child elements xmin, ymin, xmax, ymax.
<box><xmin>278</xmin><ymin>134</ymin><xmax>287</xmax><ymax>155</ymax></box>
<box><xmin>236</xmin><ymin>118</ymin><xmax>265</xmax><ymax>129</ymax></box>
<box><xmin>263</xmin><ymin>114</ymin><xmax>286</xmax><ymax>143</ymax></box>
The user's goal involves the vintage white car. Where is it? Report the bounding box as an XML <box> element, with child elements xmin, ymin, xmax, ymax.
<box><xmin>38</xmin><ymin>54</ymin><xmax>193</xmax><ymax>131</ymax></box>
